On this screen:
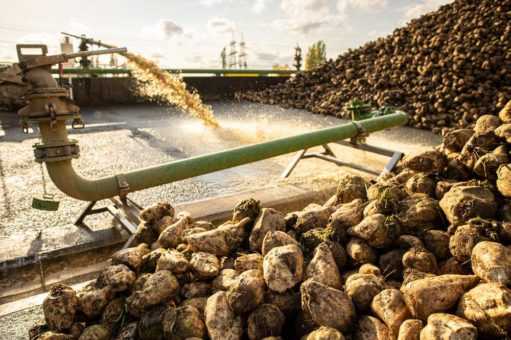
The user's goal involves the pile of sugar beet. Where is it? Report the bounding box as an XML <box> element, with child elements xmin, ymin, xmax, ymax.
<box><xmin>32</xmin><ymin>102</ymin><xmax>511</xmax><ymax>340</ymax></box>
<box><xmin>236</xmin><ymin>0</ymin><xmax>511</xmax><ymax>134</ymax></box>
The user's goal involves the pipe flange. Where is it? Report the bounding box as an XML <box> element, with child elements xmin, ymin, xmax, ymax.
<box><xmin>33</xmin><ymin>140</ymin><xmax>80</xmax><ymax>162</ymax></box>
<box><xmin>26</xmin><ymin>88</ymin><xmax>69</xmax><ymax>98</ymax></box>
<box><xmin>21</xmin><ymin>113</ymin><xmax>77</xmax><ymax>122</ymax></box>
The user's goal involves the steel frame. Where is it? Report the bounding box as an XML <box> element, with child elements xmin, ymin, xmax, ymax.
<box><xmin>281</xmin><ymin>140</ymin><xmax>403</xmax><ymax>180</ymax></box>
<box><xmin>74</xmin><ymin>197</ymin><xmax>143</xmax><ymax>248</ymax></box>
<box><xmin>75</xmin><ymin>140</ymin><xmax>402</xmax><ymax>247</ymax></box>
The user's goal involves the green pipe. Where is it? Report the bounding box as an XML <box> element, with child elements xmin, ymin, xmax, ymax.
<box><xmin>52</xmin><ymin>68</ymin><xmax>295</xmax><ymax>76</ymax></box>
<box><xmin>44</xmin><ymin>112</ymin><xmax>408</xmax><ymax>201</ymax></box>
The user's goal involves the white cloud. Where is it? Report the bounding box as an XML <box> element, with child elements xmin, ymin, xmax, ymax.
<box><xmin>140</xmin><ymin>19</ymin><xmax>185</xmax><ymax>41</ymax></box>
<box><xmin>18</xmin><ymin>33</ymin><xmax>61</xmax><ymax>55</ymax></box>
<box><xmin>189</xmin><ymin>54</ymin><xmax>218</xmax><ymax>67</ymax></box>
<box><xmin>160</xmin><ymin>20</ymin><xmax>184</xmax><ymax>39</ymax></box>
<box><xmin>150</xmin><ymin>52</ymin><xmax>165</xmax><ymax>59</ymax></box>
<box><xmin>200</xmin><ymin>0</ymin><xmax>230</xmax><ymax>6</ymax></box>
<box><xmin>273</xmin><ymin>0</ymin><xmax>344</xmax><ymax>35</ymax></box>
<box><xmin>401</xmin><ymin>0</ymin><xmax>453</xmax><ymax>23</ymax></box>
<box><xmin>367</xmin><ymin>30</ymin><xmax>377</xmax><ymax>37</ymax></box>
<box><xmin>272</xmin><ymin>0</ymin><xmax>390</xmax><ymax>35</ymax></box>
<box><xmin>337</xmin><ymin>0</ymin><xmax>388</xmax><ymax>13</ymax></box>
<box><xmin>366</xmin><ymin>29</ymin><xmax>391</xmax><ymax>38</ymax></box>
<box><xmin>0</xmin><ymin>43</ymin><xmax>15</xmax><ymax>62</ymax></box>
<box><xmin>207</xmin><ymin>17</ymin><xmax>235</xmax><ymax>34</ymax></box>
<box><xmin>248</xmin><ymin>45</ymin><xmax>294</xmax><ymax>67</ymax></box>
<box><xmin>255</xmin><ymin>51</ymin><xmax>289</xmax><ymax>65</ymax></box>
<box><xmin>66</xmin><ymin>17</ymin><xmax>93</xmax><ymax>35</ymax></box>
<box><xmin>252</xmin><ymin>0</ymin><xmax>267</xmax><ymax>14</ymax></box>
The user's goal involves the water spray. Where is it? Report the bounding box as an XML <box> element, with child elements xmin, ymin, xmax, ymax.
<box><xmin>62</xmin><ymin>33</ymin><xmax>219</xmax><ymax>127</ymax></box>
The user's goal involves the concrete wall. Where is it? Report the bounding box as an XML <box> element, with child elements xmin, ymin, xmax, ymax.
<box><xmin>71</xmin><ymin>76</ymin><xmax>288</xmax><ymax>106</ymax></box>
<box><xmin>0</xmin><ymin>76</ymin><xmax>288</xmax><ymax>110</ymax></box>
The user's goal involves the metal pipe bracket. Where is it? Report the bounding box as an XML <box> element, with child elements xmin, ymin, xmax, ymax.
<box><xmin>115</xmin><ymin>174</ymin><xmax>130</xmax><ymax>202</ymax></box>
<box><xmin>350</xmin><ymin>121</ymin><xmax>369</xmax><ymax>145</ymax></box>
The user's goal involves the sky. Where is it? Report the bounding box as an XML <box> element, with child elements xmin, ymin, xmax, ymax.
<box><xmin>0</xmin><ymin>0</ymin><xmax>453</xmax><ymax>69</ymax></box>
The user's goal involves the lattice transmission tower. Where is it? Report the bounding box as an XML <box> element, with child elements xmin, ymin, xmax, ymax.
<box><xmin>228</xmin><ymin>31</ymin><xmax>237</xmax><ymax>69</ymax></box>
<box><xmin>238</xmin><ymin>34</ymin><xmax>247</xmax><ymax>69</ymax></box>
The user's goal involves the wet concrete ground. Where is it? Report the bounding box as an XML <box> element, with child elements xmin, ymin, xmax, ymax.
<box><xmin>0</xmin><ymin>102</ymin><xmax>441</xmax><ymax>339</ymax></box>
<box><xmin>1</xmin><ymin>306</ymin><xmax>44</xmax><ymax>339</ymax></box>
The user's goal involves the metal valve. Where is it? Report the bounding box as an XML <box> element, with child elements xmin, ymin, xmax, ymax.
<box><xmin>347</xmin><ymin>100</ymin><xmax>397</xmax><ymax>121</ymax></box>
<box><xmin>0</xmin><ymin>44</ymin><xmax>127</xmax><ymax>166</ymax></box>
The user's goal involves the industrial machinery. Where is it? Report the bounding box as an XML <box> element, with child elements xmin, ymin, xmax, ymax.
<box><xmin>0</xmin><ymin>43</ymin><xmax>408</xmax><ymax>247</ymax></box>
<box><xmin>0</xmin><ymin>44</ymin><xmax>127</xmax><ymax>210</ymax></box>
<box><xmin>294</xmin><ymin>45</ymin><xmax>302</xmax><ymax>71</ymax></box>
<box><xmin>346</xmin><ymin>99</ymin><xmax>398</xmax><ymax>121</ymax></box>
<box><xmin>61</xmin><ymin>32</ymin><xmax>295</xmax><ymax>77</ymax></box>
<box><xmin>61</xmin><ymin>32</ymin><xmax>105</xmax><ymax>68</ymax></box>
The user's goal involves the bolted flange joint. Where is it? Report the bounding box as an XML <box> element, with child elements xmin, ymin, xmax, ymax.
<box><xmin>18</xmin><ymin>89</ymin><xmax>83</xmax><ymax>133</ymax></box>
<box><xmin>33</xmin><ymin>140</ymin><xmax>80</xmax><ymax>163</ymax></box>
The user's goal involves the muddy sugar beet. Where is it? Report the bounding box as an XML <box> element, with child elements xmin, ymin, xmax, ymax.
<box><xmin>237</xmin><ymin>0</ymin><xmax>511</xmax><ymax>134</ymax></box>
<box><xmin>31</xmin><ymin>102</ymin><xmax>511</xmax><ymax>339</ymax></box>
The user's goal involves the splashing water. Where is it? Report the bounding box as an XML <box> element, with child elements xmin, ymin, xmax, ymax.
<box><xmin>122</xmin><ymin>52</ymin><xmax>219</xmax><ymax>127</ymax></box>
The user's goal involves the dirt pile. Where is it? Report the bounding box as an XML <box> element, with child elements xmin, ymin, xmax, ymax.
<box><xmin>30</xmin><ymin>102</ymin><xmax>511</xmax><ymax>339</ymax></box>
<box><xmin>237</xmin><ymin>0</ymin><xmax>511</xmax><ymax>134</ymax></box>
